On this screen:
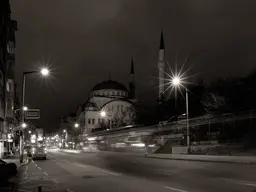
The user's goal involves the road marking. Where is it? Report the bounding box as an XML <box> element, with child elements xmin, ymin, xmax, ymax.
<box><xmin>44</xmin><ymin>172</ymin><xmax>48</xmax><ymax>176</ymax></box>
<box><xmin>61</xmin><ymin>159</ymin><xmax>70</xmax><ymax>163</ymax></box>
<box><xmin>53</xmin><ymin>178</ymin><xmax>59</xmax><ymax>184</ymax></box>
<box><xmin>19</xmin><ymin>179</ymin><xmax>31</xmax><ymax>184</ymax></box>
<box><xmin>17</xmin><ymin>189</ymin><xmax>31</xmax><ymax>192</ymax></box>
<box><xmin>102</xmin><ymin>170</ymin><xmax>120</xmax><ymax>176</ymax></box>
<box><xmin>34</xmin><ymin>163</ymin><xmax>37</xmax><ymax>167</ymax></box>
<box><xmin>73</xmin><ymin>163</ymin><xmax>121</xmax><ymax>176</ymax></box>
<box><xmin>164</xmin><ymin>186</ymin><xmax>189</xmax><ymax>192</ymax></box>
<box><xmin>32</xmin><ymin>160</ymin><xmax>34</xmax><ymax>163</ymax></box>
<box><xmin>221</xmin><ymin>178</ymin><xmax>256</xmax><ymax>187</ymax></box>
<box><xmin>38</xmin><ymin>167</ymin><xmax>42</xmax><ymax>171</ymax></box>
<box><xmin>24</xmin><ymin>165</ymin><xmax>28</xmax><ymax>175</ymax></box>
<box><xmin>74</xmin><ymin>163</ymin><xmax>87</xmax><ymax>168</ymax></box>
<box><xmin>66</xmin><ymin>188</ymin><xmax>74</xmax><ymax>192</ymax></box>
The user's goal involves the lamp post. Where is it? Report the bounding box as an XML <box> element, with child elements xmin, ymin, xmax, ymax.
<box><xmin>171</xmin><ymin>76</ymin><xmax>190</xmax><ymax>147</ymax></box>
<box><xmin>100</xmin><ymin>111</ymin><xmax>112</xmax><ymax>130</ymax></box>
<box><xmin>19</xmin><ymin>67</ymin><xmax>49</xmax><ymax>163</ymax></box>
<box><xmin>74</xmin><ymin>123</ymin><xmax>82</xmax><ymax>134</ymax></box>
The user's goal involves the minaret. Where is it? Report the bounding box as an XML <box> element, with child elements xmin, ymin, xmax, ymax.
<box><xmin>158</xmin><ymin>30</ymin><xmax>165</xmax><ymax>102</ymax></box>
<box><xmin>129</xmin><ymin>58</ymin><xmax>135</xmax><ymax>99</ymax></box>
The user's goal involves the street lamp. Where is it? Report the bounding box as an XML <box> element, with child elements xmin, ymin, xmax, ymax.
<box><xmin>74</xmin><ymin>123</ymin><xmax>79</xmax><ymax>128</ymax></box>
<box><xmin>14</xmin><ymin>106</ymin><xmax>28</xmax><ymax>113</ymax></box>
<box><xmin>100</xmin><ymin>110</ymin><xmax>112</xmax><ymax>130</ymax></box>
<box><xmin>100</xmin><ymin>111</ymin><xmax>106</xmax><ymax>117</ymax></box>
<box><xmin>171</xmin><ymin>76</ymin><xmax>190</xmax><ymax>147</ymax></box>
<box><xmin>21</xmin><ymin>123</ymin><xmax>27</xmax><ymax>128</ymax></box>
<box><xmin>40</xmin><ymin>68</ymin><xmax>49</xmax><ymax>76</ymax></box>
<box><xmin>28</xmin><ymin>130</ymin><xmax>31</xmax><ymax>134</ymax></box>
<box><xmin>63</xmin><ymin>129</ymin><xmax>66</xmax><ymax>133</ymax></box>
<box><xmin>19</xmin><ymin>67</ymin><xmax>50</xmax><ymax>163</ymax></box>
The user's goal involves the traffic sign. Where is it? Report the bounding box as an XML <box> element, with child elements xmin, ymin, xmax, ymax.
<box><xmin>25</xmin><ymin>109</ymin><xmax>40</xmax><ymax>119</ymax></box>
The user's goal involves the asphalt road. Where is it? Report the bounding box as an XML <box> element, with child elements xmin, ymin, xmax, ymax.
<box><xmin>17</xmin><ymin>150</ymin><xmax>256</xmax><ymax>192</ymax></box>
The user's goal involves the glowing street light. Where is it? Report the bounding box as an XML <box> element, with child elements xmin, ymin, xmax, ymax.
<box><xmin>40</xmin><ymin>68</ymin><xmax>49</xmax><ymax>76</ymax></box>
<box><xmin>170</xmin><ymin>76</ymin><xmax>190</xmax><ymax>147</ymax></box>
<box><xmin>21</xmin><ymin>123</ymin><xmax>27</xmax><ymax>128</ymax></box>
<box><xmin>100</xmin><ymin>111</ymin><xmax>106</xmax><ymax>117</ymax></box>
<box><xmin>28</xmin><ymin>130</ymin><xmax>31</xmax><ymax>134</ymax></box>
<box><xmin>172</xmin><ymin>76</ymin><xmax>181</xmax><ymax>86</ymax></box>
<box><xmin>63</xmin><ymin>129</ymin><xmax>66</xmax><ymax>133</ymax></box>
<box><xmin>23</xmin><ymin>106</ymin><xmax>28</xmax><ymax>111</ymax></box>
<box><xmin>74</xmin><ymin>123</ymin><xmax>79</xmax><ymax>128</ymax></box>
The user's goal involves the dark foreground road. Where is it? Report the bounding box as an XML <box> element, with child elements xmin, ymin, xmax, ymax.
<box><xmin>16</xmin><ymin>150</ymin><xmax>256</xmax><ymax>192</ymax></box>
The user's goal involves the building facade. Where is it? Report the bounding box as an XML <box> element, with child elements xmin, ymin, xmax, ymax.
<box><xmin>0</xmin><ymin>0</ymin><xmax>18</xmax><ymax>158</ymax></box>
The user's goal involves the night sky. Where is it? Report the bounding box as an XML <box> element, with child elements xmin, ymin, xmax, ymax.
<box><xmin>10</xmin><ymin>0</ymin><xmax>256</xmax><ymax>132</ymax></box>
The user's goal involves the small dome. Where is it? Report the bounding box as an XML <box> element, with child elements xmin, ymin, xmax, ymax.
<box><xmin>92</xmin><ymin>80</ymin><xmax>127</xmax><ymax>91</ymax></box>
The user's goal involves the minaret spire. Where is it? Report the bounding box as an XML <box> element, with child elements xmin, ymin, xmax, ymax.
<box><xmin>130</xmin><ymin>58</ymin><xmax>134</xmax><ymax>75</ymax></box>
<box><xmin>157</xmin><ymin>29</ymin><xmax>166</xmax><ymax>103</ymax></box>
<box><xmin>159</xmin><ymin>29</ymin><xmax>165</xmax><ymax>50</ymax></box>
<box><xmin>129</xmin><ymin>57</ymin><xmax>135</xmax><ymax>99</ymax></box>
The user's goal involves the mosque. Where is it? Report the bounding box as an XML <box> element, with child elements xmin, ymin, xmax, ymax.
<box><xmin>77</xmin><ymin>31</ymin><xmax>166</xmax><ymax>133</ymax></box>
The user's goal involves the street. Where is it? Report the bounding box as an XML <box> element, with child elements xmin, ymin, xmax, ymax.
<box><xmin>15</xmin><ymin>150</ymin><xmax>256</xmax><ymax>192</ymax></box>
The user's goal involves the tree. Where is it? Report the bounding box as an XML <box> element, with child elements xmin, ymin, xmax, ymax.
<box><xmin>201</xmin><ymin>92</ymin><xmax>227</xmax><ymax>113</ymax></box>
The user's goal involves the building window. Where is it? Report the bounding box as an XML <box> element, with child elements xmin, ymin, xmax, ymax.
<box><xmin>117</xmin><ymin>105</ymin><xmax>119</xmax><ymax>112</ymax></box>
<box><xmin>121</xmin><ymin>105</ymin><xmax>123</xmax><ymax>112</ymax></box>
<box><xmin>112</xmin><ymin>105</ymin><xmax>114</xmax><ymax>111</ymax></box>
<box><xmin>92</xmin><ymin>118</ymin><xmax>95</xmax><ymax>124</ymax></box>
<box><xmin>98</xmin><ymin>118</ymin><xmax>101</xmax><ymax>124</ymax></box>
<box><xmin>88</xmin><ymin>118</ymin><xmax>91</xmax><ymax>124</ymax></box>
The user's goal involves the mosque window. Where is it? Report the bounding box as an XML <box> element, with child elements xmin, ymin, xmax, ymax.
<box><xmin>92</xmin><ymin>118</ymin><xmax>95</xmax><ymax>124</ymax></box>
<box><xmin>88</xmin><ymin>118</ymin><xmax>91</xmax><ymax>124</ymax></box>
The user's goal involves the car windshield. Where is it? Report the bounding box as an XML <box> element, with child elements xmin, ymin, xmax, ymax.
<box><xmin>3</xmin><ymin>1</ymin><xmax>256</xmax><ymax>192</ymax></box>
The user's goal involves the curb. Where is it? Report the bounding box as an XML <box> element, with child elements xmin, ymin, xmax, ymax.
<box><xmin>143</xmin><ymin>154</ymin><xmax>256</xmax><ymax>165</ymax></box>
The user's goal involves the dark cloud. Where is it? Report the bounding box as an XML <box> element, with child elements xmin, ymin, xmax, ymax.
<box><xmin>10</xmin><ymin>0</ymin><xmax>256</xmax><ymax>131</ymax></box>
